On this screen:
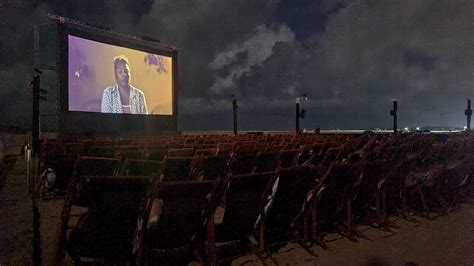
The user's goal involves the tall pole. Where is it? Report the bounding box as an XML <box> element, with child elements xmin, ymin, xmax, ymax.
<box><xmin>32</xmin><ymin>73</ymin><xmax>41</xmax><ymax>154</ymax></box>
<box><xmin>390</xmin><ymin>99</ymin><xmax>398</xmax><ymax>134</ymax></box>
<box><xmin>232</xmin><ymin>96</ymin><xmax>238</xmax><ymax>136</ymax></box>
<box><xmin>295</xmin><ymin>98</ymin><xmax>300</xmax><ymax>135</ymax></box>
<box><xmin>33</xmin><ymin>25</ymin><xmax>40</xmax><ymax>154</ymax></box>
<box><xmin>465</xmin><ymin>97</ymin><xmax>472</xmax><ymax>131</ymax></box>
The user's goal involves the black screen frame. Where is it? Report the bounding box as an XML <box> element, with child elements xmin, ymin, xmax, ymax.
<box><xmin>58</xmin><ymin>23</ymin><xmax>179</xmax><ymax>137</ymax></box>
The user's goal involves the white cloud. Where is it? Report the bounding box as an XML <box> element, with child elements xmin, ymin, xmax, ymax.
<box><xmin>208</xmin><ymin>24</ymin><xmax>296</xmax><ymax>94</ymax></box>
<box><xmin>302</xmin><ymin>0</ymin><xmax>474</xmax><ymax>126</ymax></box>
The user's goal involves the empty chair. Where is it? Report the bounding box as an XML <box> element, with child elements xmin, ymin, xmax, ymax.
<box><xmin>320</xmin><ymin>146</ymin><xmax>343</xmax><ymax>165</ymax></box>
<box><xmin>208</xmin><ymin>171</ymin><xmax>278</xmax><ymax>264</ymax></box>
<box><xmin>63</xmin><ymin>142</ymin><xmax>85</xmax><ymax>162</ymax></box>
<box><xmin>217</xmin><ymin>144</ymin><xmax>234</xmax><ymax>155</ymax></box>
<box><xmin>115</xmin><ymin>145</ymin><xmax>145</xmax><ymax>160</ymax></box>
<box><xmin>124</xmin><ymin>159</ymin><xmax>164</xmax><ymax>176</ymax></box>
<box><xmin>166</xmin><ymin>140</ymin><xmax>182</xmax><ymax>149</ymax></box>
<box><xmin>115</xmin><ymin>139</ymin><xmax>133</xmax><ymax>146</ymax></box>
<box><xmin>167</xmin><ymin>148</ymin><xmax>194</xmax><ymax>158</ymax></box>
<box><xmin>254</xmin><ymin>152</ymin><xmax>280</xmax><ymax>173</ymax></box>
<box><xmin>199</xmin><ymin>144</ymin><xmax>218</xmax><ymax>150</ymax></box>
<box><xmin>194</xmin><ymin>148</ymin><xmax>217</xmax><ymax>156</ymax></box>
<box><xmin>148</xmin><ymin>149</ymin><xmax>167</xmax><ymax>161</ymax></box>
<box><xmin>377</xmin><ymin>159</ymin><xmax>413</xmax><ymax>220</ymax></box>
<box><xmin>86</xmin><ymin>146</ymin><xmax>117</xmax><ymax>158</ymax></box>
<box><xmin>443</xmin><ymin>158</ymin><xmax>474</xmax><ymax>203</ymax></box>
<box><xmin>137</xmin><ymin>180</ymin><xmax>218</xmax><ymax>266</ymax></box>
<box><xmin>161</xmin><ymin>157</ymin><xmax>193</xmax><ymax>182</ymax></box>
<box><xmin>297</xmin><ymin>147</ymin><xmax>317</xmax><ymax>165</ymax></box>
<box><xmin>190</xmin><ymin>154</ymin><xmax>230</xmax><ymax>181</ymax></box>
<box><xmin>259</xmin><ymin>166</ymin><xmax>317</xmax><ymax>255</ymax></box>
<box><xmin>147</xmin><ymin>143</ymin><xmax>167</xmax><ymax>151</ymax></box>
<box><xmin>353</xmin><ymin>160</ymin><xmax>394</xmax><ymax>226</ymax></box>
<box><xmin>61</xmin><ymin>157</ymin><xmax>120</xmax><ymax>210</ymax></box>
<box><xmin>310</xmin><ymin>162</ymin><xmax>364</xmax><ymax>244</ymax></box>
<box><xmin>284</xmin><ymin>142</ymin><xmax>300</xmax><ymax>150</ymax></box>
<box><xmin>73</xmin><ymin>156</ymin><xmax>120</xmax><ymax>177</ymax></box>
<box><xmin>229</xmin><ymin>153</ymin><xmax>258</xmax><ymax>175</ymax></box>
<box><xmin>63</xmin><ymin>175</ymin><xmax>152</xmax><ymax>264</ymax></box>
<box><xmin>253</xmin><ymin>144</ymin><xmax>269</xmax><ymax>153</ymax></box>
<box><xmin>279</xmin><ymin>149</ymin><xmax>300</xmax><ymax>168</ymax></box>
<box><xmin>268</xmin><ymin>145</ymin><xmax>285</xmax><ymax>153</ymax></box>
<box><xmin>40</xmin><ymin>141</ymin><xmax>65</xmax><ymax>165</ymax></box>
<box><xmin>234</xmin><ymin>143</ymin><xmax>256</xmax><ymax>154</ymax></box>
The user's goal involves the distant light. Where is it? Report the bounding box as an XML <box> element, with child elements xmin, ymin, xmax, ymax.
<box><xmin>416</xmin><ymin>127</ymin><xmax>420</xmax><ymax>130</ymax></box>
<box><xmin>404</xmin><ymin>127</ymin><xmax>409</xmax><ymax>131</ymax></box>
<box><xmin>464</xmin><ymin>126</ymin><xmax>467</xmax><ymax>130</ymax></box>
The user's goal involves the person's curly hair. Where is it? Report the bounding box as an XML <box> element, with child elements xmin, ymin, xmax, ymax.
<box><xmin>113</xmin><ymin>55</ymin><xmax>131</xmax><ymax>71</ymax></box>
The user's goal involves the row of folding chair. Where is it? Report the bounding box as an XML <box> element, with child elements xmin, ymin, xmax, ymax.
<box><xmin>55</xmin><ymin>158</ymin><xmax>154</xmax><ymax>264</ymax></box>
<box><xmin>136</xmin><ymin>165</ymin><xmax>318</xmax><ymax>265</ymax></box>
<box><xmin>55</xmin><ymin>133</ymin><xmax>474</xmax><ymax>264</ymax></box>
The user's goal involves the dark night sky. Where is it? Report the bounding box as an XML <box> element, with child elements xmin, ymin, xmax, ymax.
<box><xmin>0</xmin><ymin>0</ymin><xmax>472</xmax><ymax>131</ymax></box>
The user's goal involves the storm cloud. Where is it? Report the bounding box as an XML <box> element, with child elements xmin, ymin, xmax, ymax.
<box><xmin>0</xmin><ymin>0</ymin><xmax>472</xmax><ymax>131</ymax></box>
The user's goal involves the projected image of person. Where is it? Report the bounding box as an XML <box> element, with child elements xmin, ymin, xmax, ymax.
<box><xmin>101</xmin><ymin>55</ymin><xmax>148</xmax><ymax>114</ymax></box>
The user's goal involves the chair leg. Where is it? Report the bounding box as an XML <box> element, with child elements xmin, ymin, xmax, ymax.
<box><xmin>347</xmin><ymin>199</ymin><xmax>353</xmax><ymax>235</ymax></box>
<box><xmin>401</xmin><ymin>189</ymin><xmax>417</xmax><ymax>222</ymax></box>
<box><xmin>336</xmin><ymin>222</ymin><xmax>358</xmax><ymax>242</ymax></box>
<box><xmin>336</xmin><ymin>199</ymin><xmax>358</xmax><ymax>242</ymax></box>
<box><xmin>207</xmin><ymin>213</ymin><xmax>217</xmax><ymax>266</ymax></box>
<box><xmin>297</xmin><ymin>240</ymin><xmax>317</xmax><ymax>258</ymax></box>
<box><xmin>345</xmin><ymin>199</ymin><xmax>363</xmax><ymax>241</ymax></box>
<box><xmin>403</xmin><ymin>189</ymin><xmax>409</xmax><ymax>215</ymax></box>
<box><xmin>376</xmin><ymin>192</ymin><xmax>382</xmax><ymax>227</ymax></box>
<box><xmin>381</xmin><ymin>189</ymin><xmax>389</xmax><ymax>225</ymax></box>
<box><xmin>417</xmin><ymin>186</ymin><xmax>431</xmax><ymax>220</ymax></box>
<box><xmin>314</xmin><ymin>236</ymin><xmax>331</xmax><ymax>251</ymax></box>
<box><xmin>258</xmin><ymin>222</ymin><xmax>266</xmax><ymax>256</ymax></box>
<box><xmin>310</xmin><ymin>202</ymin><xmax>331</xmax><ymax>250</ymax></box>
<box><xmin>54</xmin><ymin>176</ymin><xmax>77</xmax><ymax>265</ymax></box>
<box><xmin>311</xmin><ymin>202</ymin><xmax>318</xmax><ymax>241</ymax></box>
<box><xmin>247</xmin><ymin>239</ymin><xmax>268</xmax><ymax>266</ymax></box>
<box><xmin>438</xmin><ymin>195</ymin><xmax>449</xmax><ymax>215</ymax></box>
<box><xmin>303</xmin><ymin>215</ymin><xmax>309</xmax><ymax>242</ymax></box>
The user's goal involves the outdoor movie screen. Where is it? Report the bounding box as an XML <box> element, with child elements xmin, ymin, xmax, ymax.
<box><xmin>68</xmin><ymin>35</ymin><xmax>173</xmax><ymax>115</ymax></box>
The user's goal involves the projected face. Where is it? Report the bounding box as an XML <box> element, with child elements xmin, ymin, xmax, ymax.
<box><xmin>67</xmin><ymin>35</ymin><xmax>174</xmax><ymax>115</ymax></box>
<box><xmin>115</xmin><ymin>61</ymin><xmax>131</xmax><ymax>88</ymax></box>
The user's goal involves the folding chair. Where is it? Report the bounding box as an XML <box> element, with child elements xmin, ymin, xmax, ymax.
<box><xmin>148</xmin><ymin>149</ymin><xmax>167</xmax><ymax>161</ymax></box>
<box><xmin>310</xmin><ymin>162</ymin><xmax>364</xmax><ymax>246</ymax></box>
<box><xmin>279</xmin><ymin>149</ymin><xmax>300</xmax><ymax>168</ymax></box>
<box><xmin>444</xmin><ymin>158</ymin><xmax>474</xmax><ymax>203</ymax></box>
<box><xmin>166</xmin><ymin>140</ymin><xmax>182</xmax><ymax>149</ymax></box>
<box><xmin>123</xmin><ymin>159</ymin><xmax>164</xmax><ymax>176</ymax></box>
<box><xmin>55</xmin><ymin>156</ymin><xmax>121</xmax><ymax>262</ymax></box>
<box><xmin>217</xmin><ymin>144</ymin><xmax>235</xmax><ymax>155</ymax></box>
<box><xmin>190</xmin><ymin>154</ymin><xmax>230</xmax><ymax>181</ymax></box>
<box><xmin>195</xmin><ymin>148</ymin><xmax>218</xmax><ymax>156</ymax></box>
<box><xmin>229</xmin><ymin>153</ymin><xmax>258</xmax><ymax>175</ymax></box>
<box><xmin>64</xmin><ymin>175</ymin><xmax>152</xmax><ymax>264</ymax></box>
<box><xmin>353</xmin><ymin>160</ymin><xmax>394</xmax><ymax>227</ymax></box>
<box><xmin>254</xmin><ymin>152</ymin><xmax>280</xmax><ymax>173</ymax></box>
<box><xmin>207</xmin><ymin>171</ymin><xmax>278</xmax><ymax>265</ymax></box>
<box><xmin>258</xmin><ymin>166</ymin><xmax>317</xmax><ymax>257</ymax></box>
<box><xmin>167</xmin><ymin>148</ymin><xmax>195</xmax><ymax>158</ymax></box>
<box><xmin>86</xmin><ymin>145</ymin><xmax>117</xmax><ymax>158</ymax></box>
<box><xmin>161</xmin><ymin>157</ymin><xmax>193</xmax><ymax>182</ymax></box>
<box><xmin>115</xmin><ymin>145</ymin><xmax>145</xmax><ymax>160</ymax></box>
<box><xmin>382</xmin><ymin>159</ymin><xmax>417</xmax><ymax>220</ymax></box>
<box><xmin>136</xmin><ymin>180</ymin><xmax>218</xmax><ymax>266</ymax></box>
